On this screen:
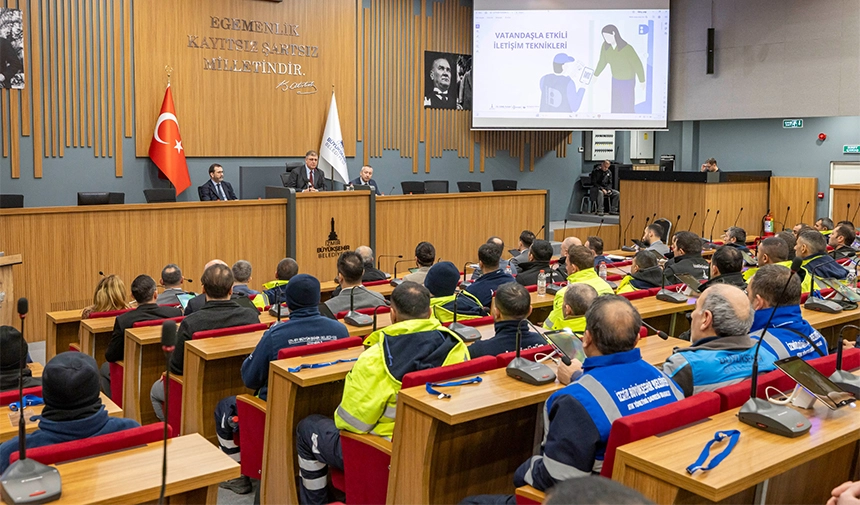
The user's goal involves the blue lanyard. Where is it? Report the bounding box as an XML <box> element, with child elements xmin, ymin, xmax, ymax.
<box><xmin>8</xmin><ymin>394</ymin><xmax>44</xmax><ymax>412</ymax></box>
<box><xmin>686</xmin><ymin>430</ymin><xmax>740</xmax><ymax>474</ymax></box>
<box><xmin>425</xmin><ymin>376</ymin><xmax>483</xmax><ymax>399</ymax></box>
<box><xmin>287</xmin><ymin>357</ymin><xmax>358</xmax><ymax>374</ymax></box>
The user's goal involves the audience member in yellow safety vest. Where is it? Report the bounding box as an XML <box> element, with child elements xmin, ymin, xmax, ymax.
<box><xmin>423</xmin><ymin>261</ymin><xmax>486</xmax><ymax>322</ymax></box>
<box><xmin>231</xmin><ymin>260</ymin><xmax>268</xmax><ymax>309</ymax></box>
<box><xmin>795</xmin><ymin>229</ymin><xmax>848</xmax><ymax>293</ymax></box>
<box><xmin>262</xmin><ymin>258</ymin><xmax>298</xmax><ymax>308</ymax></box>
<box><xmin>544</xmin><ymin>245</ymin><xmax>613</xmax><ymax>329</ymax></box>
<box><xmin>743</xmin><ymin>237</ymin><xmax>791</xmax><ymax>282</ymax></box>
<box><xmin>548</xmin><ymin>283</ymin><xmax>598</xmax><ymax>333</ymax></box>
<box><xmin>814</xmin><ymin>217</ymin><xmax>834</xmax><ymax>235</ymax></box>
<box><xmin>615</xmin><ymin>250</ymin><xmax>664</xmax><ymax>294</ymax></box>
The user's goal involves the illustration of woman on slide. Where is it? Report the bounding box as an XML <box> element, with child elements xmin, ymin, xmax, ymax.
<box><xmin>594</xmin><ymin>24</ymin><xmax>645</xmax><ymax>113</ymax></box>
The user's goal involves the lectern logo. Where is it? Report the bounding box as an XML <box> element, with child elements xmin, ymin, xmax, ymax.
<box><xmin>317</xmin><ymin>218</ymin><xmax>350</xmax><ymax>259</ymax></box>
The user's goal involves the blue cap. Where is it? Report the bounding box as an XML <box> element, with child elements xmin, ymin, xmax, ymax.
<box><xmin>553</xmin><ymin>53</ymin><xmax>575</xmax><ymax>65</ymax></box>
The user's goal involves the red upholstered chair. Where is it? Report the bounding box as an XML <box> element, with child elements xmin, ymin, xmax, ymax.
<box><xmin>339</xmin><ymin>356</ymin><xmax>500</xmax><ymax>505</ymax></box>
<box><xmin>606</xmin><ymin>274</ymin><xmax>623</xmax><ymax>282</ymax></box>
<box><xmin>714</xmin><ymin>369</ymin><xmax>798</xmax><ymax>412</ymax></box>
<box><xmin>131</xmin><ymin>316</ymin><xmax>185</xmax><ymax>328</ymax></box>
<box><xmin>234</xmin><ymin>337</ymin><xmax>365</xmax><ymax>480</ymax></box>
<box><xmin>600</xmin><ymin>391</ymin><xmax>721</xmax><ymax>478</ymax></box>
<box><xmin>808</xmin><ymin>348</ymin><xmax>860</xmax><ymax>376</ymax></box>
<box><xmin>191</xmin><ymin>322</ymin><xmax>272</xmax><ymax>340</ymax></box>
<box><xmin>612</xmin><ymin>260</ymin><xmax>633</xmax><ymax>267</ymax></box>
<box><xmin>496</xmin><ymin>345</ymin><xmax>554</xmax><ymax>368</ymax></box>
<box><xmin>9</xmin><ymin>423</ymin><xmax>168</xmax><ymax>466</ymax></box>
<box><xmin>109</xmin><ymin>361</ymin><xmax>124</xmax><ymax>408</ymax></box>
<box><xmin>0</xmin><ymin>387</ymin><xmax>42</xmax><ymax>406</ymax></box>
<box><xmin>87</xmin><ymin>308</ymin><xmax>133</xmax><ymax>319</ymax></box>
<box><xmin>620</xmin><ymin>290</ymin><xmax>651</xmax><ymax>301</ymax></box>
<box><xmin>362</xmin><ymin>279</ymin><xmax>390</xmax><ymax>287</ymax></box>
<box><xmin>335</xmin><ymin>306</ymin><xmax>391</xmax><ymax>320</ymax></box>
<box><xmin>441</xmin><ymin>315</ymin><xmax>495</xmax><ymax>329</ymax></box>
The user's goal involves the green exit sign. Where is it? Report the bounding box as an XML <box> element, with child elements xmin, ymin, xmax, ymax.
<box><xmin>845</xmin><ymin>145</ymin><xmax>860</xmax><ymax>154</ymax></box>
<box><xmin>783</xmin><ymin>119</ymin><xmax>803</xmax><ymax>128</ymax></box>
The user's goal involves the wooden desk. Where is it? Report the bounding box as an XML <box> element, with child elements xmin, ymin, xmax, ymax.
<box><xmin>319</xmin><ymin>280</ymin><xmax>394</xmax><ymax>298</ymax></box>
<box><xmin>181</xmin><ymin>331</ymin><xmax>268</xmax><ymax>442</ymax></box>
<box><xmin>261</xmin><ymin>347</ymin><xmax>364</xmax><ymax>505</ymax></box>
<box><xmin>0</xmin><ymin>254</ymin><xmax>22</xmax><ymax>328</ymax></box>
<box><xmin>45</xmin><ymin>309</ymin><xmax>82</xmax><ymax>360</ymax></box>
<box><xmin>123</xmin><ymin>325</ymin><xmax>165</xmax><ymax>425</ymax></box>
<box><xmin>28</xmin><ymin>362</ymin><xmax>43</xmax><ymax>378</ymax></box>
<box><xmin>18</xmin><ymin>434</ymin><xmax>239</xmax><ymax>505</ymax></box>
<box><xmin>0</xmin><ymin>393</ymin><xmax>120</xmax><ymax>442</ymax></box>
<box><xmin>79</xmin><ymin>316</ymin><xmax>116</xmax><ymax>367</ymax></box>
<box><xmin>606</xmin><ymin>248</ymin><xmax>715</xmax><ymax>258</ymax></box>
<box><xmin>614</xmin><ymin>399</ymin><xmax>860</xmax><ymax>504</ymax></box>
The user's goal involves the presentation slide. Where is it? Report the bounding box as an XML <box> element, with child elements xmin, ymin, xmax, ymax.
<box><xmin>472</xmin><ymin>0</ymin><xmax>670</xmax><ymax>130</ymax></box>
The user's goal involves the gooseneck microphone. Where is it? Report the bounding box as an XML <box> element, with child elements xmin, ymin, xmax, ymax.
<box><xmin>829</xmin><ymin>325</ymin><xmax>860</xmax><ymax>396</ymax></box>
<box><xmin>371</xmin><ymin>302</ymin><xmax>391</xmax><ymax>332</ymax></box>
<box><xmin>390</xmin><ymin>259</ymin><xmax>412</xmax><ymax>287</ymax></box>
<box><xmin>798</xmin><ymin>200</ymin><xmax>810</xmax><ymax>225</ymax></box>
<box><xmin>562</xmin><ymin>218</ymin><xmax>568</xmax><ymax>240</ymax></box>
<box><xmin>376</xmin><ymin>254</ymin><xmax>403</xmax><ymax>271</ymax></box>
<box><xmin>733</xmin><ymin>207</ymin><xmax>744</xmax><ymax>227</ymax></box>
<box><xmin>779</xmin><ymin>205</ymin><xmax>791</xmax><ymax>232</ymax></box>
<box><xmin>738</xmin><ymin>258</ymin><xmax>812</xmax><ymax>437</ymax></box>
<box><xmin>0</xmin><ymin>298</ymin><xmax>63</xmax><ymax>505</ymax></box>
<box><xmin>675</xmin><ymin>215</ymin><xmax>681</xmax><ymax>235</ymax></box>
<box><xmin>448</xmin><ymin>291</ymin><xmax>482</xmax><ymax>342</ymax></box>
<box><xmin>656</xmin><ymin>264</ymin><xmax>686</xmax><ymax>303</ymax></box>
<box><xmin>344</xmin><ymin>286</ymin><xmax>373</xmax><ymax>326</ymax></box>
<box><xmin>847</xmin><ymin>203</ymin><xmax>851</xmax><ymax>222</ymax></box>
<box><xmin>700</xmin><ymin>208</ymin><xmax>711</xmax><ymax>237</ymax></box>
<box><xmin>461</xmin><ymin>261</ymin><xmax>477</xmax><ymax>288</ymax></box>
<box><xmin>534</xmin><ymin>224</ymin><xmax>546</xmax><ymax>240</ymax></box>
<box><xmin>388</xmin><ymin>186</ymin><xmax>395</xmax><ymax>196</ymax></box>
<box><xmin>708</xmin><ymin>210</ymin><xmax>721</xmax><ymax>245</ymax></box>
<box><xmin>596</xmin><ymin>218</ymin><xmax>604</xmax><ymax>238</ymax></box>
<box><xmin>620</xmin><ymin>214</ymin><xmax>635</xmax><ymax>251</ymax></box>
<box><xmin>159</xmin><ymin>321</ymin><xmax>178</xmax><ymax>505</ymax></box>
<box><xmin>640</xmin><ymin>320</ymin><xmax>669</xmax><ymax>340</ymax></box>
<box><xmin>506</xmin><ymin>320</ymin><xmax>556</xmax><ymax>385</ymax></box>
<box><xmin>686</xmin><ymin>212</ymin><xmax>697</xmax><ymax>232</ymax></box>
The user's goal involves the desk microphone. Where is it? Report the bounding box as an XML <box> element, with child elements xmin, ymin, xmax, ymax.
<box><xmin>829</xmin><ymin>325</ymin><xmax>860</xmax><ymax>397</ymax></box>
<box><xmin>376</xmin><ymin>254</ymin><xmax>402</xmax><ymax>271</ymax></box>
<box><xmin>803</xmin><ymin>261</ymin><xmax>843</xmax><ymax>314</ymax></box>
<box><xmin>506</xmin><ymin>319</ymin><xmax>556</xmax><ymax>385</ymax></box>
<box><xmin>656</xmin><ymin>265</ymin><xmax>686</xmax><ymax>303</ymax></box>
<box><xmin>371</xmin><ymin>301</ymin><xmax>391</xmax><ymax>333</ymax></box>
<box><xmin>534</xmin><ymin>224</ymin><xmax>546</xmax><ymax>240</ymax></box>
<box><xmin>389</xmin><ymin>186</ymin><xmax>395</xmax><ymax>196</ymax></box>
<box><xmin>620</xmin><ymin>214</ymin><xmax>635</xmax><ymax>251</ymax></box>
<box><xmin>780</xmin><ymin>205</ymin><xmax>791</xmax><ymax>231</ymax></box>
<box><xmin>562</xmin><ymin>219</ymin><xmax>568</xmax><ymax>240</ymax></box>
<box><xmin>460</xmin><ymin>261</ymin><xmax>476</xmax><ymax>288</ymax></box>
<box><xmin>651</xmin><ymin>212</ymin><xmax>657</xmax><ymax>224</ymax></box>
<box><xmin>158</xmin><ymin>321</ymin><xmax>178</xmax><ymax>505</ymax></box>
<box><xmin>448</xmin><ymin>291</ymin><xmax>483</xmax><ymax>343</ymax></box>
<box><xmin>596</xmin><ymin>218</ymin><xmax>604</xmax><ymax>238</ymax></box>
<box><xmin>738</xmin><ymin>258</ymin><xmax>812</xmax><ymax>437</ymax></box>
<box><xmin>847</xmin><ymin>203</ymin><xmax>851</xmax><ymax>222</ymax></box>
<box><xmin>390</xmin><ymin>259</ymin><xmax>412</xmax><ymax>287</ymax></box>
<box><xmin>700</xmin><ymin>208</ymin><xmax>710</xmax><ymax>237</ymax></box>
<box><xmin>344</xmin><ymin>286</ymin><xmax>373</xmax><ymax>326</ymax></box>
<box><xmin>640</xmin><ymin>320</ymin><xmax>670</xmax><ymax>340</ymax></box>
<box><xmin>675</xmin><ymin>215</ymin><xmax>681</xmax><ymax>235</ymax></box>
<box><xmin>0</xmin><ymin>298</ymin><xmax>63</xmax><ymax>505</ymax></box>
<box><xmin>707</xmin><ymin>210</ymin><xmax>721</xmax><ymax>245</ymax></box>
<box><xmin>686</xmin><ymin>212</ymin><xmax>697</xmax><ymax>232</ymax></box>
<box><xmin>798</xmin><ymin>200</ymin><xmax>810</xmax><ymax>225</ymax></box>
<box><xmin>522</xmin><ymin>319</ymin><xmax>572</xmax><ymax>366</ymax></box>
<box><xmin>99</xmin><ymin>271</ymin><xmax>106</xmax><ymax>277</ymax></box>
<box><xmin>733</xmin><ymin>207</ymin><xmax>744</xmax><ymax>227</ymax></box>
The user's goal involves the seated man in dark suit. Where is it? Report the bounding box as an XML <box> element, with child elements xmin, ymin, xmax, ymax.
<box><xmin>285</xmin><ymin>150</ymin><xmax>327</xmax><ymax>192</ymax></box>
<box><xmin>465</xmin><ymin>243</ymin><xmax>515</xmax><ymax>308</ymax></box>
<box><xmin>348</xmin><ymin>165</ymin><xmax>382</xmax><ymax>195</ymax></box>
<box><xmin>355</xmin><ymin>246</ymin><xmax>389</xmax><ymax>282</ymax></box>
<box><xmin>150</xmin><ymin>263</ymin><xmax>260</xmax><ymax>421</ymax></box>
<box><xmin>199</xmin><ymin>163</ymin><xmax>237</xmax><ymax>201</ymax></box>
<box><xmin>468</xmin><ymin>282</ymin><xmax>545</xmax><ymax>359</ymax></box>
<box><xmin>516</xmin><ymin>239</ymin><xmax>566</xmax><ymax>286</ymax></box>
<box><xmin>101</xmin><ymin>275</ymin><xmax>183</xmax><ymax>396</ymax></box>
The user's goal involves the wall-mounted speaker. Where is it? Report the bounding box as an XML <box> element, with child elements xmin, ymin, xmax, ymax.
<box><xmin>707</xmin><ymin>28</ymin><xmax>715</xmax><ymax>74</ymax></box>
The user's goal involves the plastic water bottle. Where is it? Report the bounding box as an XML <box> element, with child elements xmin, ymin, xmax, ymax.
<box><xmin>849</xmin><ymin>270</ymin><xmax>857</xmax><ymax>290</ymax></box>
<box><xmin>505</xmin><ymin>262</ymin><xmax>513</xmax><ymax>276</ymax></box>
<box><xmin>537</xmin><ymin>270</ymin><xmax>547</xmax><ymax>296</ymax></box>
<box><xmin>598</xmin><ymin>261</ymin><xmax>607</xmax><ymax>281</ymax></box>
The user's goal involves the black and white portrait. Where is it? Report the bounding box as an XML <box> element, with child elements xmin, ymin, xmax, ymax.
<box><xmin>423</xmin><ymin>51</ymin><xmax>471</xmax><ymax>110</ymax></box>
<box><xmin>0</xmin><ymin>8</ymin><xmax>24</xmax><ymax>90</ymax></box>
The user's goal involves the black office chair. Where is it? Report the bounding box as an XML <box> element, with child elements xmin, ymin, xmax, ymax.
<box><xmin>77</xmin><ymin>192</ymin><xmax>112</xmax><ymax>206</ymax></box>
<box><xmin>143</xmin><ymin>189</ymin><xmax>177</xmax><ymax>203</ymax></box>
<box><xmin>654</xmin><ymin>218</ymin><xmax>672</xmax><ymax>242</ymax></box>
<box><xmin>491</xmin><ymin>179</ymin><xmax>517</xmax><ymax>191</ymax></box>
<box><xmin>0</xmin><ymin>194</ymin><xmax>24</xmax><ymax>208</ymax></box>
<box><xmin>424</xmin><ymin>181</ymin><xmax>449</xmax><ymax>194</ymax></box>
<box><xmin>457</xmin><ymin>181</ymin><xmax>481</xmax><ymax>193</ymax></box>
<box><xmin>400</xmin><ymin>181</ymin><xmax>425</xmax><ymax>194</ymax></box>
<box><xmin>108</xmin><ymin>193</ymin><xmax>125</xmax><ymax>204</ymax></box>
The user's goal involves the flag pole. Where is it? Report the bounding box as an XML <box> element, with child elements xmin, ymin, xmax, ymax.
<box><xmin>164</xmin><ymin>65</ymin><xmax>172</xmax><ymax>86</ymax></box>
<box><xmin>331</xmin><ymin>84</ymin><xmax>335</xmax><ymax>186</ymax></box>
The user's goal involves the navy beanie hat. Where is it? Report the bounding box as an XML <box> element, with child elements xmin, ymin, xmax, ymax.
<box><xmin>424</xmin><ymin>261</ymin><xmax>461</xmax><ymax>297</ymax></box>
<box><xmin>42</xmin><ymin>352</ymin><xmax>101</xmax><ymax>411</ymax></box>
<box><xmin>285</xmin><ymin>274</ymin><xmax>321</xmax><ymax>310</ymax></box>
<box><xmin>0</xmin><ymin>326</ymin><xmax>27</xmax><ymax>372</ymax></box>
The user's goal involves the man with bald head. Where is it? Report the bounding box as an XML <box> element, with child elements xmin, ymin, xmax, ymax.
<box><xmin>150</xmin><ymin>262</ymin><xmax>260</xmax><ymax>421</ymax></box>
<box><xmin>355</xmin><ymin>245</ymin><xmax>389</xmax><ymax>282</ymax></box>
<box><xmin>662</xmin><ymin>284</ymin><xmax>777</xmax><ymax>397</ymax></box>
<box><xmin>184</xmin><ymin>259</ymin><xmax>228</xmax><ymax>315</ymax></box>
<box><xmin>552</xmin><ymin>236</ymin><xmax>582</xmax><ymax>278</ymax></box>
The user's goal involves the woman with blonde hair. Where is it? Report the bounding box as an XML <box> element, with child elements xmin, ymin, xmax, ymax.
<box><xmin>81</xmin><ymin>274</ymin><xmax>129</xmax><ymax>319</ymax></box>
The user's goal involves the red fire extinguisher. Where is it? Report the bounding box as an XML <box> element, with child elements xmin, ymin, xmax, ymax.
<box><xmin>763</xmin><ymin>210</ymin><xmax>774</xmax><ymax>236</ymax></box>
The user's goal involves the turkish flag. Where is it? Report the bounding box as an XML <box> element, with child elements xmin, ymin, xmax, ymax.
<box><xmin>148</xmin><ymin>85</ymin><xmax>191</xmax><ymax>195</ymax></box>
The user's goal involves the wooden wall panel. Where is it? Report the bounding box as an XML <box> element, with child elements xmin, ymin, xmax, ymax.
<box><xmin>769</xmin><ymin>177</ymin><xmax>818</xmax><ymax>229</ymax></box>
<box><xmin>0</xmin><ymin>201</ymin><xmax>287</xmax><ymax>342</ymax></box>
<box><xmin>293</xmin><ymin>192</ymin><xmax>371</xmax><ymax>281</ymax></box>
<box><xmin>831</xmin><ymin>185</ymin><xmax>860</xmax><ymax>226</ymax></box>
<box><xmin>553</xmin><ymin>225</ymin><xmax>621</xmax><ymax>251</ymax></box>
<box><xmin>133</xmin><ymin>0</ymin><xmax>356</xmax><ymax>158</ymax></box>
<box><xmin>375</xmin><ymin>191</ymin><xmax>546</xmax><ymax>273</ymax></box>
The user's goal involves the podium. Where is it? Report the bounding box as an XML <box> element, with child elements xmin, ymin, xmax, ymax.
<box><xmin>0</xmin><ymin>254</ymin><xmax>22</xmax><ymax>327</ymax></box>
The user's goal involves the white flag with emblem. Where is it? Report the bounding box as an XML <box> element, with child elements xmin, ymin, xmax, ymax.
<box><xmin>319</xmin><ymin>92</ymin><xmax>349</xmax><ymax>184</ymax></box>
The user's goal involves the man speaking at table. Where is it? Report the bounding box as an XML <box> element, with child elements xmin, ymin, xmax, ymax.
<box><xmin>286</xmin><ymin>150</ymin><xmax>327</xmax><ymax>192</ymax></box>
<box><xmin>199</xmin><ymin>164</ymin><xmax>237</xmax><ymax>201</ymax></box>
<box><xmin>349</xmin><ymin>165</ymin><xmax>382</xmax><ymax>195</ymax></box>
